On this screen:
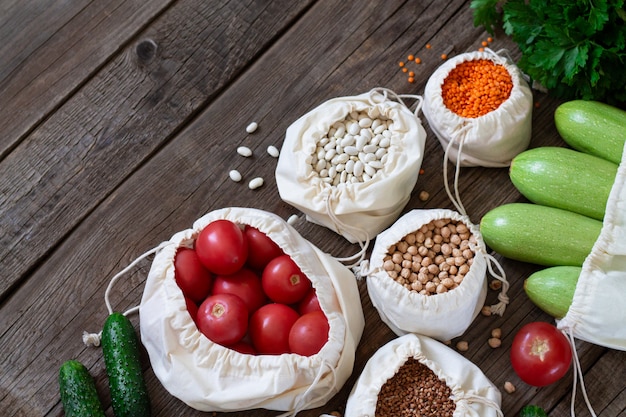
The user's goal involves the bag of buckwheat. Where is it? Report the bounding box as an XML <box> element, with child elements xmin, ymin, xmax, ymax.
<box><xmin>354</xmin><ymin>208</ymin><xmax>509</xmax><ymax>341</ymax></box>
<box><xmin>139</xmin><ymin>207</ymin><xmax>365</xmax><ymax>414</ymax></box>
<box><xmin>342</xmin><ymin>333</ymin><xmax>502</xmax><ymax>417</ymax></box>
<box><xmin>423</xmin><ymin>49</ymin><xmax>533</xmax><ymax>168</ymax></box>
<box><xmin>276</xmin><ymin>88</ymin><xmax>426</xmax><ymax>247</ymax></box>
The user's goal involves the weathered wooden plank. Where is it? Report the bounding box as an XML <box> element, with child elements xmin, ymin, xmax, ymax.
<box><xmin>0</xmin><ymin>0</ymin><xmax>175</xmax><ymax>159</ymax></box>
<box><xmin>0</xmin><ymin>0</ymin><xmax>315</xmax><ymax>301</ymax></box>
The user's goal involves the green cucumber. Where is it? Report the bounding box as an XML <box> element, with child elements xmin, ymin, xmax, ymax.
<box><xmin>510</xmin><ymin>147</ymin><xmax>618</xmax><ymax>221</ymax></box>
<box><xmin>554</xmin><ymin>100</ymin><xmax>626</xmax><ymax>165</ymax></box>
<box><xmin>479</xmin><ymin>203</ymin><xmax>602</xmax><ymax>266</ymax></box>
<box><xmin>58</xmin><ymin>360</ymin><xmax>106</xmax><ymax>417</ymax></box>
<box><xmin>524</xmin><ymin>266</ymin><xmax>581</xmax><ymax>319</ymax></box>
<box><xmin>102</xmin><ymin>312</ymin><xmax>151</xmax><ymax>417</ymax></box>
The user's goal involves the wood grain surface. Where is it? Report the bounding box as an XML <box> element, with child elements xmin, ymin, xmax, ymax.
<box><xmin>1</xmin><ymin>1</ymin><xmax>624</xmax><ymax>416</ymax></box>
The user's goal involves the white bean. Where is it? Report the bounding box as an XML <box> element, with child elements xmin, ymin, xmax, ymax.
<box><xmin>237</xmin><ymin>146</ymin><xmax>252</xmax><ymax>157</ymax></box>
<box><xmin>229</xmin><ymin>169</ymin><xmax>242</xmax><ymax>182</ymax></box>
<box><xmin>347</xmin><ymin>122</ymin><xmax>360</xmax><ymax>135</ymax></box>
<box><xmin>267</xmin><ymin>145</ymin><xmax>280</xmax><ymax>158</ymax></box>
<box><xmin>363</xmin><ymin>144</ymin><xmax>378</xmax><ymax>154</ymax></box>
<box><xmin>248</xmin><ymin>177</ymin><xmax>264</xmax><ymax>189</ymax></box>
<box><xmin>358</xmin><ymin>117</ymin><xmax>372</xmax><ymax>128</ymax></box>
<box><xmin>287</xmin><ymin>214</ymin><xmax>299</xmax><ymax>225</ymax></box>
<box><xmin>345</xmin><ymin>159</ymin><xmax>355</xmax><ymax>174</ymax></box>
<box><xmin>344</xmin><ymin>145</ymin><xmax>359</xmax><ymax>156</ymax></box>
<box><xmin>353</xmin><ymin>160</ymin><xmax>364</xmax><ymax>177</ymax></box>
<box><xmin>246</xmin><ymin>122</ymin><xmax>258</xmax><ymax>133</ymax></box>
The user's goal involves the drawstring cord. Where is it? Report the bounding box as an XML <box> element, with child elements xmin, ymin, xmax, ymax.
<box><xmin>82</xmin><ymin>241</ymin><xmax>173</xmax><ymax>347</ymax></box>
<box><xmin>368</xmin><ymin>87</ymin><xmax>424</xmax><ymax>117</ymax></box>
<box><xmin>564</xmin><ymin>329</ymin><xmax>597</xmax><ymax>417</ymax></box>
<box><xmin>324</xmin><ymin>194</ymin><xmax>371</xmax><ymax>268</ymax></box>
<box><xmin>443</xmin><ymin>123</ymin><xmax>472</xmax><ymax>216</ymax></box>
<box><xmin>276</xmin><ymin>361</ymin><xmax>337</xmax><ymax>417</ymax></box>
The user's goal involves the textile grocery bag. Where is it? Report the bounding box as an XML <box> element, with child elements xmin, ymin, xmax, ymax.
<box><xmin>355</xmin><ymin>208</ymin><xmax>509</xmax><ymax>342</ymax></box>
<box><xmin>423</xmin><ymin>49</ymin><xmax>533</xmax><ymax>168</ymax></box>
<box><xmin>557</xmin><ymin>144</ymin><xmax>626</xmax><ymax>350</ymax></box>
<box><xmin>139</xmin><ymin>207</ymin><xmax>365</xmax><ymax>414</ymax></box>
<box><xmin>275</xmin><ymin>88</ymin><xmax>426</xmax><ymax>247</ymax></box>
<box><xmin>342</xmin><ymin>333</ymin><xmax>502</xmax><ymax>417</ymax></box>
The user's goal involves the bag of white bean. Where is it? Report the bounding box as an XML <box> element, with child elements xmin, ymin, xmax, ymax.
<box><xmin>139</xmin><ymin>207</ymin><xmax>365</xmax><ymax>414</ymax></box>
<box><xmin>276</xmin><ymin>88</ymin><xmax>426</xmax><ymax>246</ymax></box>
<box><xmin>355</xmin><ymin>208</ymin><xmax>508</xmax><ymax>341</ymax></box>
<box><xmin>342</xmin><ymin>333</ymin><xmax>502</xmax><ymax>417</ymax></box>
<box><xmin>423</xmin><ymin>49</ymin><xmax>533</xmax><ymax>168</ymax></box>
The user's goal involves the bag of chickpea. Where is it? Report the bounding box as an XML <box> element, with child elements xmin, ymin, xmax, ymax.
<box><xmin>423</xmin><ymin>49</ymin><xmax>532</xmax><ymax>168</ymax></box>
<box><xmin>138</xmin><ymin>207</ymin><xmax>365</xmax><ymax>414</ymax></box>
<box><xmin>355</xmin><ymin>208</ymin><xmax>508</xmax><ymax>341</ymax></box>
<box><xmin>342</xmin><ymin>333</ymin><xmax>502</xmax><ymax>417</ymax></box>
<box><xmin>275</xmin><ymin>88</ymin><xmax>427</xmax><ymax>248</ymax></box>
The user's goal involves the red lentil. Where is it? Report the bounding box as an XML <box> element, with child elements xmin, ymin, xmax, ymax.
<box><xmin>441</xmin><ymin>59</ymin><xmax>513</xmax><ymax>118</ymax></box>
<box><xmin>414</xmin><ymin>57</ymin><xmax>421</xmax><ymax>64</ymax></box>
<box><xmin>375</xmin><ymin>358</ymin><xmax>455</xmax><ymax>417</ymax></box>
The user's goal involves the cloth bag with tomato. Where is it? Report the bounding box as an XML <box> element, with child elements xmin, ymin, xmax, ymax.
<box><xmin>342</xmin><ymin>333</ymin><xmax>502</xmax><ymax>417</ymax></box>
<box><xmin>276</xmin><ymin>88</ymin><xmax>426</xmax><ymax>246</ymax></box>
<box><xmin>139</xmin><ymin>207</ymin><xmax>365</xmax><ymax>413</ymax></box>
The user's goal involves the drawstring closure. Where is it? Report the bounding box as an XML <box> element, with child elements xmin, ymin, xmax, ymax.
<box><xmin>564</xmin><ymin>329</ymin><xmax>597</xmax><ymax>417</ymax></box>
<box><xmin>443</xmin><ymin>123</ymin><xmax>472</xmax><ymax>216</ymax></box>
<box><xmin>324</xmin><ymin>193</ymin><xmax>371</xmax><ymax>268</ymax></box>
<box><xmin>82</xmin><ymin>241</ymin><xmax>173</xmax><ymax>347</ymax></box>
<box><xmin>368</xmin><ymin>87</ymin><xmax>424</xmax><ymax>117</ymax></box>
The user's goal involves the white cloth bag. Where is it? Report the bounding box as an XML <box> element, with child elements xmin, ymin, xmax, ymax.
<box><xmin>356</xmin><ymin>208</ymin><xmax>508</xmax><ymax>342</ymax></box>
<box><xmin>343</xmin><ymin>333</ymin><xmax>502</xmax><ymax>417</ymax></box>
<box><xmin>139</xmin><ymin>207</ymin><xmax>365</xmax><ymax>414</ymax></box>
<box><xmin>423</xmin><ymin>49</ymin><xmax>533</xmax><ymax>168</ymax></box>
<box><xmin>276</xmin><ymin>88</ymin><xmax>426</xmax><ymax>244</ymax></box>
<box><xmin>557</xmin><ymin>144</ymin><xmax>626</xmax><ymax>350</ymax></box>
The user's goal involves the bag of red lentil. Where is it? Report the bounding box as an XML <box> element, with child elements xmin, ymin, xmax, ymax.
<box><xmin>355</xmin><ymin>208</ymin><xmax>508</xmax><ymax>341</ymax></box>
<box><xmin>342</xmin><ymin>333</ymin><xmax>502</xmax><ymax>417</ymax></box>
<box><xmin>423</xmin><ymin>49</ymin><xmax>533</xmax><ymax>168</ymax></box>
<box><xmin>139</xmin><ymin>207</ymin><xmax>365</xmax><ymax>414</ymax></box>
<box><xmin>275</xmin><ymin>88</ymin><xmax>427</xmax><ymax>248</ymax></box>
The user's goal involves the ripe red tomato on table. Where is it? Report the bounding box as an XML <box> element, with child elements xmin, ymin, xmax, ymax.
<box><xmin>196</xmin><ymin>293</ymin><xmax>248</xmax><ymax>346</ymax></box>
<box><xmin>195</xmin><ymin>219</ymin><xmax>248</xmax><ymax>275</ymax></box>
<box><xmin>244</xmin><ymin>225</ymin><xmax>284</xmax><ymax>270</ymax></box>
<box><xmin>289</xmin><ymin>310</ymin><xmax>329</xmax><ymax>356</ymax></box>
<box><xmin>249</xmin><ymin>303</ymin><xmax>300</xmax><ymax>354</ymax></box>
<box><xmin>212</xmin><ymin>268</ymin><xmax>267</xmax><ymax>314</ymax></box>
<box><xmin>174</xmin><ymin>247</ymin><xmax>212</xmax><ymax>303</ymax></box>
<box><xmin>510</xmin><ymin>321</ymin><xmax>572</xmax><ymax>387</ymax></box>
<box><xmin>262</xmin><ymin>255</ymin><xmax>312</xmax><ymax>304</ymax></box>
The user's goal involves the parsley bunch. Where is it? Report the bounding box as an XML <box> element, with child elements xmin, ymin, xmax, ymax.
<box><xmin>471</xmin><ymin>0</ymin><xmax>626</xmax><ymax>107</ymax></box>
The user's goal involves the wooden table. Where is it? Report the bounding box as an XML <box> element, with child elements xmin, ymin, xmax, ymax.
<box><xmin>2</xmin><ymin>1</ymin><xmax>624</xmax><ymax>416</ymax></box>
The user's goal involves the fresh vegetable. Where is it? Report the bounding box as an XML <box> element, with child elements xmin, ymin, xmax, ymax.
<box><xmin>441</xmin><ymin>59</ymin><xmax>513</xmax><ymax>118</ymax></box>
<box><xmin>298</xmin><ymin>287</ymin><xmax>322</xmax><ymax>315</ymax></box>
<box><xmin>510</xmin><ymin>147</ymin><xmax>617</xmax><ymax>221</ymax></box>
<box><xmin>288</xmin><ymin>310</ymin><xmax>329</xmax><ymax>356</ymax></box>
<box><xmin>524</xmin><ymin>266</ymin><xmax>580</xmax><ymax>319</ymax></box>
<box><xmin>212</xmin><ymin>268</ymin><xmax>267</xmax><ymax>314</ymax></box>
<box><xmin>471</xmin><ymin>0</ymin><xmax>626</xmax><ymax>105</ymax></box>
<box><xmin>249</xmin><ymin>303</ymin><xmax>300</xmax><ymax>355</ymax></box>
<box><xmin>262</xmin><ymin>254</ymin><xmax>312</xmax><ymax>304</ymax></box>
<box><xmin>101</xmin><ymin>312</ymin><xmax>151</xmax><ymax>417</ymax></box>
<box><xmin>195</xmin><ymin>219</ymin><xmax>248</xmax><ymax>275</ymax></box>
<box><xmin>510</xmin><ymin>321</ymin><xmax>572</xmax><ymax>387</ymax></box>
<box><xmin>174</xmin><ymin>247</ymin><xmax>212</xmax><ymax>303</ymax></box>
<box><xmin>244</xmin><ymin>225</ymin><xmax>284</xmax><ymax>270</ymax></box>
<box><xmin>480</xmin><ymin>203</ymin><xmax>602</xmax><ymax>266</ymax></box>
<box><xmin>520</xmin><ymin>405</ymin><xmax>549</xmax><ymax>417</ymax></box>
<box><xmin>554</xmin><ymin>100</ymin><xmax>626</xmax><ymax>165</ymax></box>
<box><xmin>58</xmin><ymin>360</ymin><xmax>106</xmax><ymax>417</ymax></box>
<box><xmin>196</xmin><ymin>293</ymin><xmax>248</xmax><ymax>345</ymax></box>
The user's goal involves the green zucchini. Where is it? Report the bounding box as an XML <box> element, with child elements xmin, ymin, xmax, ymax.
<box><xmin>554</xmin><ymin>100</ymin><xmax>626</xmax><ymax>165</ymax></box>
<box><xmin>102</xmin><ymin>312</ymin><xmax>151</xmax><ymax>417</ymax></box>
<box><xmin>524</xmin><ymin>266</ymin><xmax>581</xmax><ymax>319</ymax></box>
<box><xmin>479</xmin><ymin>203</ymin><xmax>602</xmax><ymax>266</ymax></box>
<box><xmin>58</xmin><ymin>360</ymin><xmax>106</xmax><ymax>417</ymax></box>
<box><xmin>510</xmin><ymin>147</ymin><xmax>617</xmax><ymax>221</ymax></box>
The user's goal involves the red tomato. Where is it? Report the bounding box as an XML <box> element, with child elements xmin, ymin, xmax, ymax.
<box><xmin>184</xmin><ymin>296</ymin><xmax>199</xmax><ymax>323</ymax></box>
<box><xmin>174</xmin><ymin>248</ymin><xmax>213</xmax><ymax>303</ymax></box>
<box><xmin>196</xmin><ymin>293</ymin><xmax>248</xmax><ymax>346</ymax></box>
<box><xmin>195</xmin><ymin>220</ymin><xmax>248</xmax><ymax>275</ymax></box>
<box><xmin>262</xmin><ymin>255</ymin><xmax>312</xmax><ymax>304</ymax></box>
<box><xmin>298</xmin><ymin>287</ymin><xmax>322</xmax><ymax>315</ymax></box>
<box><xmin>228</xmin><ymin>341</ymin><xmax>257</xmax><ymax>355</ymax></box>
<box><xmin>212</xmin><ymin>268</ymin><xmax>267</xmax><ymax>314</ymax></box>
<box><xmin>249</xmin><ymin>303</ymin><xmax>299</xmax><ymax>354</ymax></box>
<box><xmin>288</xmin><ymin>311</ymin><xmax>329</xmax><ymax>356</ymax></box>
<box><xmin>244</xmin><ymin>225</ymin><xmax>284</xmax><ymax>270</ymax></box>
<box><xmin>510</xmin><ymin>321</ymin><xmax>572</xmax><ymax>386</ymax></box>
